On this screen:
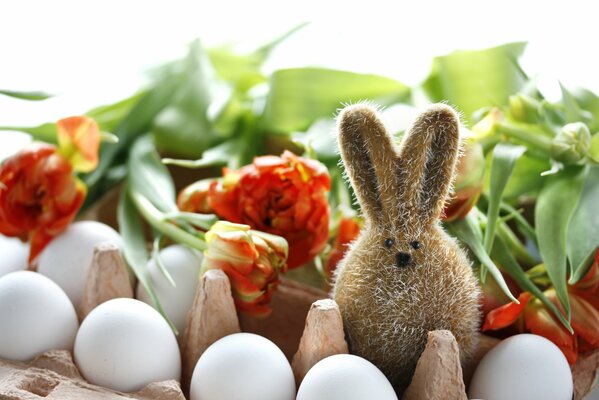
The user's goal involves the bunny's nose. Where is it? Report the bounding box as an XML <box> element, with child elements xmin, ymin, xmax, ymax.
<box><xmin>396</xmin><ymin>252</ymin><xmax>411</xmax><ymax>268</ymax></box>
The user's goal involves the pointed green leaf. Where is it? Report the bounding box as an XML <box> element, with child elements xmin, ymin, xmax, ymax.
<box><xmin>535</xmin><ymin>166</ymin><xmax>588</xmax><ymax>319</ymax></box>
<box><xmin>484</xmin><ymin>143</ymin><xmax>527</xmax><ymax>254</ymax></box>
<box><xmin>162</xmin><ymin>138</ymin><xmax>237</xmax><ymax>169</ymax></box>
<box><xmin>128</xmin><ymin>135</ymin><xmax>177</xmax><ymax>213</ymax></box>
<box><xmin>0</xmin><ymin>89</ymin><xmax>53</xmax><ymax>100</ymax></box>
<box><xmin>560</xmin><ymin>83</ymin><xmax>593</xmax><ymax>125</ymax></box>
<box><xmin>152</xmin><ymin>236</ymin><xmax>176</xmax><ymax>287</ymax></box>
<box><xmin>152</xmin><ymin>40</ymin><xmax>225</xmax><ymax>158</ymax></box>
<box><xmin>492</xmin><ymin>236</ymin><xmax>573</xmax><ymax>333</ymax></box>
<box><xmin>567</xmin><ymin>166</ymin><xmax>599</xmax><ymax>283</ymax></box>
<box><xmin>0</xmin><ymin>122</ymin><xmax>57</xmax><ymax>143</ymax></box>
<box><xmin>571</xmin><ymin>87</ymin><xmax>599</xmax><ymax>132</ymax></box>
<box><xmin>117</xmin><ymin>188</ymin><xmax>177</xmax><ymax>333</ymax></box>
<box><xmin>446</xmin><ymin>212</ymin><xmax>518</xmax><ymax>303</ymax></box>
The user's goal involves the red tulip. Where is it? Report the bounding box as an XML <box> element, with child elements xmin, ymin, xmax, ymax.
<box><xmin>206</xmin><ymin>151</ymin><xmax>331</xmax><ymax>269</ymax></box>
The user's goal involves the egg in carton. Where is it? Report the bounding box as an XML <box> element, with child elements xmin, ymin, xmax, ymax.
<box><xmin>0</xmin><ymin>242</ymin><xmax>598</xmax><ymax>399</ymax></box>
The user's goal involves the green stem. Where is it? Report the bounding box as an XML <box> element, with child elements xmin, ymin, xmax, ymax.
<box><xmin>496</xmin><ymin>123</ymin><xmax>552</xmax><ymax>153</ymax></box>
<box><xmin>130</xmin><ymin>190</ymin><xmax>208</xmax><ymax>251</ymax></box>
<box><xmin>497</xmin><ymin>222</ymin><xmax>536</xmax><ymax>266</ymax></box>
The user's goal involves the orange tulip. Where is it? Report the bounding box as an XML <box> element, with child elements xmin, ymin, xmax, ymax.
<box><xmin>0</xmin><ymin>143</ymin><xmax>85</xmax><ymax>263</ymax></box>
<box><xmin>443</xmin><ymin>140</ymin><xmax>485</xmax><ymax>221</ymax></box>
<box><xmin>201</xmin><ymin>221</ymin><xmax>288</xmax><ymax>316</ymax></box>
<box><xmin>0</xmin><ymin>116</ymin><xmax>99</xmax><ymax>263</ymax></box>
<box><xmin>483</xmin><ymin>286</ymin><xmax>599</xmax><ymax>364</ymax></box>
<box><xmin>177</xmin><ymin>178</ymin><xmax>214</xmax><ymax>214</ymax></box>
<box><xmin>206</xmin><ymin>151</ymin><xmax>331</xmax><ymax>269</ymax></box>
<box><xmin>325</xmin><ymin>216</ymin><xmax>361</xmax><ymax>280</ymax></box>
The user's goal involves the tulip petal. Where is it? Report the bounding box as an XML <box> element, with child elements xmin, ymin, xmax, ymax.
<box><xmin>525</xmin><ymin>298</ymin><xmax>577</xmax><ymax>364</ymax></box>
<box><xmin>570</xmin><ymin>293</ymin><xmax>599</xmax><ymax>347</ymax></box>
<box><xmin>56</xmin><ymin>116</ymin><xmax>100</xmax><ymax>173</ymax></box>
<box><xmin>482</xmin><ymin>292</ymin><xmax>531</xmax><ymax>331</ymax></box>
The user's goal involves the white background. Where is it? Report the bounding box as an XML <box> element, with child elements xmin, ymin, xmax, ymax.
<box><xmin>1</xmin><ymin>0</ymin><xmax>598</xmax><ymax>157</ymax></box>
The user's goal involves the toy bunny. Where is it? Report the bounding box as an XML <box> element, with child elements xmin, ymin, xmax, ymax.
<box><xmin>332</xmin><ymin>103</ymin><xmax>481</xmax><ymax>394</ymax></box>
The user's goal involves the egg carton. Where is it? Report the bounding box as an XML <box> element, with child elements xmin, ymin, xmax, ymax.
<box><xmin>0</xmin><ymin>243</ymin><xmax>598</xmax><ymax>399</ymax></box>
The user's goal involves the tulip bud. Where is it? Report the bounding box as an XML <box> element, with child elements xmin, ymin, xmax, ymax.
<box><xmin>509</xmin><ymin>94</ymin><xmax>541</xmax><ymax>123</ymax></box>
<box><xmin>550</xmin><ymin>122</ymin><xmax>591</xmax><ymax>164</ymax></box>
<box><xmin>471</xmin><ymin>108</ymin><xmax>503</xmax><ymax>140</ymax></box>
<box><xmin>443</xmin><ymin>139</ymin><xmax>485</xmax><ymax>221</ymax></box>
<box><xmin>201</xmin><ymin>221</ymin><xmax>288</xmax><ymax>316</ymax></box>
<box><xmin>177</xmin><ymin>178</ymin><xmax>215</xmax><ymax>214</ymax></box>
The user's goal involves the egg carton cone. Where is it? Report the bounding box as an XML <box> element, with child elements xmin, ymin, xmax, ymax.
<box><xmin>1</xmin><ymin>243</ymin><xmax>598</xmax><ymax>399</ymax></box>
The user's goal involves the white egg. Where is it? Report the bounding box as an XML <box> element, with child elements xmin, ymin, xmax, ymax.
<box><xmin>136</xmin><ymin>245</ymin><xmax>202</xmax><ymax>333</ymax></box>
<box><xmin>0</xmin><ymin>235</ymin><xmax>29</xmax><ymax>277</ymax></box>
<box><xmin>190</xmin><ymin>333</ymin><xmax>295</xmax><ymax>400</ymax></box>
<box><xmin>469</xmin><ymin>334</ymin><xmax>573</xmax><ymax>400</ymax></box>
<box><xmin>296</xmin><ymin>354</ymin><xmax>397</xmax><ymax>400</ymax></box>
<box><xmin>0</xmin><ymin>271</ymin><xmax>78</xmax><ymax>361</ymax></box>
<box><xmin>74</xmin><ymin>298</ymin><xmax>181</xmax><ymax>392</ymax></box>
<box><xmin>38</xmin><ymin>221</ymin><xmax>123</xmax><ymax>306</ymax></box>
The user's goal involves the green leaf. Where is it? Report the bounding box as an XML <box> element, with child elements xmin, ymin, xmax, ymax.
<box><xmin>0</xmin><ymin>91</ymin><xmax>145</xmax><ymax>145</ymax></box>
<box><xmin>163</xmin><ymin>211</ymin><xmax>219</xmax><ymax>231</ymax></box>
<box><xmin>86</xmin><ymin>91</ymin><xmax>146</xmax><ymax>133</ymax></box>
<box><xmin>535</xmin><ymin>166</ymin><xmax>588</xmax><ymax>319</ymax></box>
<box><xmin>0</xmin><ymin>89</ymin><xmax>53</xmax><ymax>100</ymax></box>
<box><xmin>484</xmin><ymin>143</ymin><xmax>527</xmax><ymax>254</ymax></box>
<box><xmin>571</xmin><ymin>87</ymin><xmax>599</xmax><ymax>132</ymax></box>
<box><xmin>499</xmin><ymin>202</ymin><xmax>537</xmax><ymax>245</ymax></box>
<box><xmin>560</xmin><ymin>83</ymin><xmax>594</xmax><ymax>125</ymax></box>
<box><xmin>152</xmin><ymin>236</ymin><xmax>176</xmax><ymax>287</ymax></box>
<box><xmin>162</xmin><ymin>138</ymin><xmax>237</xmax><ymax>169</ymax></box>
<box><xmin>590</xmin><ymin>133</ymin><xmax>599</xmax><ymax>163</ymax></box>
<box><xmin>152</xmin><ymin>40</ymin><xmax>225</xmax><ymax>158</ymax></box>
<box><xmin>446</xmin><ymin>212</ymin><xmax>518</xmax><ymax>302</ymax></box>
<box><xmin>117</xmin><ymin>188</ymin><xmax>177</xmax><ymax>333</ymax></box>
<box><xmin>0</xmin><ymin>122</ymin><xmax>57</xmax><ymax>143</ymax></box>
<box><xmin>492</xmin><ymin>236</ymin><xmax>573</xmax><ymax>333</ymax></box>
<box><xmin>423</xmin><ymin>42</ymin><xmax>527</xmax><ymax>122</ymax></box>
<box><xmin>83</xmin><ymin>69</ymin><xmax>181</xmax><ymax>191</ymax></box>
<box><xmin>262</xmin><ymin>67</ymin><xmax>410</xmax><ymax>133</ymax></box>
<box><xmin>291</xmin><ymin>118</ymin><xmax>338</xmax><ymax>161</ymax></box>
<box><xmin>128</xmin><ymin>135</ymin><xmax>177</xmax><ymax>213</ymax></box>
<box><xmin>493</xmin><ymin>152</ymin><xmax>550</xmax><ymax>200</ymax></box>
<box><xmin>208</xmin><ymin>23</ymin><xmax>306</xmax><ymax>95</ymax></box>
<box><xmin>567</xmin><ymin>166</ymin><xmax>599</xmax><ymax>283</ymax></box>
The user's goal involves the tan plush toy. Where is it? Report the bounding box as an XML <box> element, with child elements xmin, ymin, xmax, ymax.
<box><xmin>332</xmin><ymin>103</ymin><xmax>481</xmax><ymax>394</ymax></box>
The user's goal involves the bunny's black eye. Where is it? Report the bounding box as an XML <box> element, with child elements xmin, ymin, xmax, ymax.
<box><xmin>384</xmin><ymin>238</ymin><xmax>395</xmax><ymax>248</ymax></box>
<box><xmin>410</xmin><ymin>241</ymin><xmax>421</xmax><ymax>250</ymax></box>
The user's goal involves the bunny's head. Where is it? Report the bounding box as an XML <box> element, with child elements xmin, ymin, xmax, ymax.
<box><xmin>332</xmin><ymin>103</ymin><xmax>480</xmax><ymax>394</ymax></box>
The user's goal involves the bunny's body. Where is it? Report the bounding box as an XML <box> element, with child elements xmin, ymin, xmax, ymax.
<box><xmin>332</xmin><ymin>104</ymin><xmax>480</xmax><ymax>394</ymax></box>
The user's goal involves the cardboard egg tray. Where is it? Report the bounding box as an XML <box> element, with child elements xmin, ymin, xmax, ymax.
<box><xmin>0</xmin><ymin>242</ymin><xmax>598</xmax><ymax>399</ymax></box>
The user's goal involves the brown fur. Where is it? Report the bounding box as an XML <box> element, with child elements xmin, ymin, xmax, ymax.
<box><xmin>332</xmin><ymin>103</ymin><xmax>481</xmax><ymax>395</ymax></box>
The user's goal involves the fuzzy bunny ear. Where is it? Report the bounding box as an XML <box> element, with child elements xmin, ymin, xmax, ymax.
<box><xmin>337</xmin><ymin>104</ymin><xmax>401</xmax><ymax>224</ymax></box>
<box><xmin>397</xmin><ymin>104</ymin><xmax>460</xmax><ymax>225</ymax></box>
